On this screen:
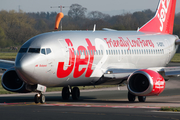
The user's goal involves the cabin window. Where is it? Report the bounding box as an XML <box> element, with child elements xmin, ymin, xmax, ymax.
<box><xmin>116</xmin><ymin>50</ymin><xmax>118</xmax><ymax>54</ymax></box>
<box><xmin>106</xmin><ymin>50</ymin><xmax>108</xmax><ymax>55</ymax></box>
<box><xmin>98</xmin><ymin>50</ymin><xmax>100</xmax><ymax>55</ymax></box>
<box><xmin>77</xmin><ymin>50</ymin><xmax>79</xmax><ymax>56</ymax></box>
<box><xmin>101</xmin><ymin>50</ymin><xmax>103</xmax><ymax>55</ymax></box>
<box><xmin>80</xmin><ymin>50</ymin><xmax>82</xmax><ymax>55</ymax></box>
<box><xmin>113</xmin><ymin>50</ymin><xmax>115</xmax><ymax>55</ymax></box>
<box><xmin>124</xmin><ymin>50</ymin><xmax>126</xmax><ymax>54</ymax></box>
<box><xmin>96</xmin><ymin>50</ymin><xmax>98</xmax><ymax>55</ymax></box>
<box><xmin>93</xmin><ymin>50</ymin><xmax>95</xmax><ymax>55</ymax></box>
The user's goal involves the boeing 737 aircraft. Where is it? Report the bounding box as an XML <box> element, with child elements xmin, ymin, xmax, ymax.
<box><xmin>0</xmin><ymin>0</ymin><xmax>180</xmax><ymax>103</ymax></box>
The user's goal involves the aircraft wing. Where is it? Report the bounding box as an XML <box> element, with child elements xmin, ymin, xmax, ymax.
<box><xmin>103</xmin><ymin>67</ymin><xmax>180</xmax><ymax>81</ymax></box>
<box><xmin>0</xmin><ymin>59</ymin><xmax>15</xmax><ymax>70</ymax></box>
<box><xmin>164</xmin><ymin>67</ymin><xmax>180</xmax><ymax>77</ymax></box>
<box><xmin>103</xmin><ymin>68</ymin><xmax>137</xmax><ymax>79</ymax></box>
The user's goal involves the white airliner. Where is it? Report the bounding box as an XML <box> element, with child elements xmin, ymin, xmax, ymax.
<box><xmin>1</xmin><ymin>0</ymin><xmax>180</xmax><ymax>104</ymax></box>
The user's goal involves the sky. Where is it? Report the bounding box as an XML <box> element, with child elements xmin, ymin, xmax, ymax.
<box><xmin>0</xmin><ymin>0</ymin><xmax>180</xmax><ymax>16</ymax></box>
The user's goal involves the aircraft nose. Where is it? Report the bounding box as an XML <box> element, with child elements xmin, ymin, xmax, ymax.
<box><xmin>15</xmin><ymin>54</ymin><xmax>36</xmax><ymax>84</ymax></box>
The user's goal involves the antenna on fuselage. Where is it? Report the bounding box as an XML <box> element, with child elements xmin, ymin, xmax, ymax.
<box><xmin>93</xmin><ymin>24</ymin><xmax>96</xmax><ymax>32</ymax></box>
<box><xmin>51</xmin><ymin>5</ymin><xmax>69</xmax><ymax>31</ymax></box>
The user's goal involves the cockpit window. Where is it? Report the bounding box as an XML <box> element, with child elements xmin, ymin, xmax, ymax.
<box><xmin>19</xmin><ymin>48</ymin><xmax>28</xmax><ymax>53</ymax></box>
<box><xmin>40</xmin><ymin>48</ymin><xmax>52</xmax><ymax>55</ymax></box>
<box><xmin>28</xmin><ymin>48</ymin><xmax>40</xmax><ymax>53</ymax></box>
<box><xmin>46</xmin><ymin>48</ymin><xmax>51</xmax><ymax>54</ymax></box>
<box><xmin>41</xmin><ymin>49</ymin><xmax>46</xmax><ymax>55</ymax></box>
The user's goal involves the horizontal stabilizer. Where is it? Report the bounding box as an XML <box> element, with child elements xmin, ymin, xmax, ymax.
<box><xmin>102</xmin><ymin>28</ymin><xmax>117</xmax><ymax>31</ymax></box>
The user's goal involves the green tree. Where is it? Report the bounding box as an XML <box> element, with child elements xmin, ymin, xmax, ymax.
<box><xmin>0</xmin><ymin>10</ymin><xmax>38</xmax><ymax>45</ymax></box>
<box><xmin>0</xmin><ymin>26</ymin><xmax>7</xmax><ymax>47</ymax></box>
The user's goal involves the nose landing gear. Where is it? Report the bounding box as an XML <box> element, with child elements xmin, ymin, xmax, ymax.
<box><xmin>28</xmin><ymin>84</ymin><xmax>46</xmax><ymax>104</ymax></box>
<box><xmin>34</xmin><ymin>93</ymin><xmax>45</xmax><ymax>104</ymax></box>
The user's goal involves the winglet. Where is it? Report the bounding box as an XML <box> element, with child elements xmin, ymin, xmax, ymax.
<box><xmin>54</xmin><ymin>12</ymin><xmax>64</xmax><ymax>30</ymax></box>
<box><xmin>139</xmin><ymin>0</ymin><xmax>176</xmax><ymax>34</ymax></box>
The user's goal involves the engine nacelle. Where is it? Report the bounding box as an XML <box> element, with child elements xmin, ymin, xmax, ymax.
<box><xmin>127</xmin><ymin>69</ymin><xmax>165</xmax><ymax>96</ymax></box>
<box><xmin>1</xmin><ymin>68</ymin><xmax>31</xmax><ymax>93</ymax></box>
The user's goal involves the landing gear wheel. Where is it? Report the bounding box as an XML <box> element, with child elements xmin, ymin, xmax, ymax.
<box><xmin>72</xmin><ymin>87</ymin><xmax>80</xmax><ymax>100</ymax></box>
<box><xmin>34</xmin><ymin>94</ymin><xmax>40</xmax><ymax>104</ymax></box>
<box><xmin>62</xmin><ymin>87</ymin><xmax>70</xmax><ymax>100</ymax></box>
<box><xmin>40</xmin><ymin>94</ymin><xmax>46</xmax><ymax>103</ymax></box>
<box><xmin>128</xmin><ymin>91</ymin><xmax>136</xmax><ymax>102</ymax></box>
<box><xmin>138</xmin><ymin>96</ymin><xmax>146</xmax><ymax>102</ymax></box>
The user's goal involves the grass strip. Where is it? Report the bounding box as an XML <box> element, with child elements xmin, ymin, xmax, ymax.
<box><xmin>161</xmin><ymin>107</ymin><xmax>180</xmax><ymax>112</ymax></box>
<box><xmin>170</xmin><ymin>53</ymin><xmax>180</xmax><ymax>62</ymax></box>
<box><xmin>0</xmin><ymin>52</ymin><xmax>17</xmax><ymax>60</ymax></box>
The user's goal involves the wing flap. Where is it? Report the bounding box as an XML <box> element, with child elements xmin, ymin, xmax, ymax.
<box><xmin>164</xmin><ymin>67</ymin><xmax>180</xmax><ymax>77</ymax></box>
<box><xmin>103</xmin><ymin>67</ymin><xmax>180</xmax><ymax>80</ymax></box>
<box><xmin>103</xmin><ymin>68</ymin><xmax>137</xmax><ymax>79</ymax></box>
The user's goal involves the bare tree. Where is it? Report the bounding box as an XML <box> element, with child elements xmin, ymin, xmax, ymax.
<box><xmin>68</xmin><ymin>4</ymin><xmax>87</xmax><ymax>20</ymax></box>
<box><xmin>88</xmin><ymin>11</ymin><xmax>110</xmax><ymax>20</ymax></box>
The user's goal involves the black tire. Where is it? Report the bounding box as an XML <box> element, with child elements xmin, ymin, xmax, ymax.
<box><xmin>62</xmin><ymin>87</ymin><xmax>70</xmax><ymax>100</ymax></box>
<box><xmin>138</xmin><ymin>96</ymin><xmax>146</xmax><ymax>102</ymax></box>
<box><xmin>128</xmin><ymin>91</ymin><xmax>136</xmax><ymax>102</ymax></box>
<box><xmin>40</xmin><ymin>94</ymin><xmax>46</xmax><ymax>103</ymax></box>
<box><xmin>34</xmin><ymin>94</ymin><xmax>40</xmax><ymax>104</ymax></box>
<box><xmin>72</xmin><ymin>87</ymin><xmax>80</xmax><ymax>100</ymax></box>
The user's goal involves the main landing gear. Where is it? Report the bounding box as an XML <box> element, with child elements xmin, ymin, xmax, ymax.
<box><xmin>128</xmin><ymin>91</ymin><xmax>146</xmax><ymax>102</ymax></box>
<box><xmin>62</xmin><ymin>86</ymin><xmax>80</xmax><ymax>100</ymax></box>
<box><xmin>34</xmin><ymin>93</ymin><xmax>46</xmax><ymax>104</ymax></box>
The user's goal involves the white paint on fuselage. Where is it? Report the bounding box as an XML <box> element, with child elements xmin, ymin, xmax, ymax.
<box><xmin>16</xmin><ymin>31</ymin><xmax>178</xmax><ymax>87</ymax></box>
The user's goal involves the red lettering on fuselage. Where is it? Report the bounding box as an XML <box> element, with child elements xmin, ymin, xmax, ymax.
<box><xmin>57</xmin><ymin>38</ymin><xmax>96</xmax><ymax>78</ymax></box>
<box><xmin>57</xmin><ymin>39</ymin><xmax>75</xmax><ymax>78</ymax></box>
<box><xmin>104</xmin><ymin>37</ymin><xmax>154</xmax><ymax>49</ymax></box>
<box><xmin>73</xmin><ymin>46</ymin><xmax>88</xmax><ymax>78</ymax></box>
<box><xmin>85</xmin><ymin>38</ymin><xmax>96</xmax><ymax>77</ymax></box>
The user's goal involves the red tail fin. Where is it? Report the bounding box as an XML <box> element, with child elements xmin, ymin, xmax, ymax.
<box><xmin>139</xmin><ymin>0</ymin><xmax>176</xmax><ymax>34</ymax></box>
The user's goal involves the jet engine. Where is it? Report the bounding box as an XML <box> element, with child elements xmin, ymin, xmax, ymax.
<box><xmin>1</xmin><ymin>68</ymin><xmax>32</xmax><ymax>93</ymax></box>
<box><xmin>127</xmin><ymin>69</ymin><xmax>165</xmax><ymax>96</ymax></box>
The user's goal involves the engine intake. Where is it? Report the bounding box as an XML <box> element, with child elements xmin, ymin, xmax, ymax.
<box><xmin>127</xmin><ymin>69</ymin><xmax>165</xmax><ymax>96</ymax></box>
<box><xmin>2</xmin><ymin>68</ymin><xmax>31</xmax><ymax>93</ymax></box>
